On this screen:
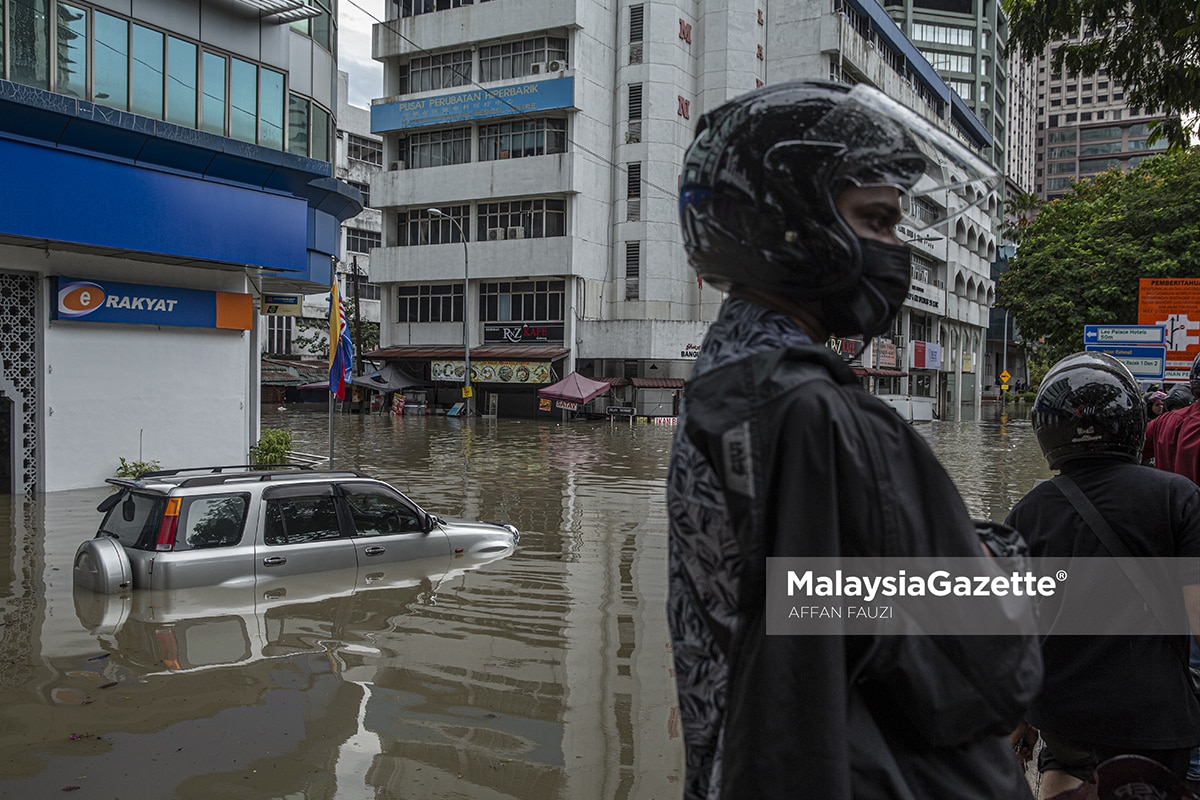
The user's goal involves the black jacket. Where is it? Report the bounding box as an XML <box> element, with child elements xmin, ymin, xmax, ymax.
<box><xmin>670</xmin><ymin>342</ymin><xmax>1042</xmax><ymax>799</ymax></box>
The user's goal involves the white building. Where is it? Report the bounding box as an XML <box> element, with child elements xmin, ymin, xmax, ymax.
<box><xmin>366</xmin><ymin>0</ymin><xmax>998</xmax><ymax>420</ymax></box>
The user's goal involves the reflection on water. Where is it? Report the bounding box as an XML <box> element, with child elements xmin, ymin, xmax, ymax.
<box><xmin>0</xmin><ymin>405</ymin><xmax>1051</xmax><ymax>798</ymax></box>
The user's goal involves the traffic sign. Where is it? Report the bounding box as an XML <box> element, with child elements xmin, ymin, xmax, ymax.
<box><xmin>1083</xmin><ymin>344</ymin><xmax>1167</xmax><ymax>380</ymax></box>
<box><xmin>999</xmin><ymin>370</ymin><xmax>1011</xmax><ymax>384</ymax></box>
<box><xmin>1083</xmin><ymin>324</ymin><xmax>1166</xmax><ymax>345</ymax></box>
<box><xmin>606</xmin><ymin>406</ymin><xmax>637</xmax><ymax>415</ymax></box>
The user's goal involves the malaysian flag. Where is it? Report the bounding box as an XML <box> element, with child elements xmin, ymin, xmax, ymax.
<box><xmin>328</xmin><ymin>280</ymin><xmax>353</xmax><ymax>400</ymax></box>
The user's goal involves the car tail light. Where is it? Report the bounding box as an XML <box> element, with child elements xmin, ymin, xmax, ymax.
<box><xmin>155</xmin><ymin>498</ymin><xmax>181</xmax><ymax>551</ymax></box>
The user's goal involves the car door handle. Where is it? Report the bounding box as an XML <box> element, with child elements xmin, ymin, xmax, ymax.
<box><xmin>262</xmin><ymin>556</ymin><xmax>287</xmax><ymax>567</ymax></box>
<box><xmin>363</xmin><ymin>546</ymin><xmax>385</xmax><ymax>557</ymax></box>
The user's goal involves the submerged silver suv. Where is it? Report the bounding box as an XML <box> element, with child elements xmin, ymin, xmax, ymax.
<box><xmin>73</xmin><ymin>465</ymin><xmax>519</xmax><ymax>593</ymax></box>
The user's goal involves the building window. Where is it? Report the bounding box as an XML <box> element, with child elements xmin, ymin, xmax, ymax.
<box><xmin>910</xmin><ymin>252</ymin><xmax>935</xmax><ymax>284</ymax></box>
<box><xmin>398</xmin><ymin>0</ymin><xmax>483</xmax><ymax>19</ymax></box>
<box><xmin>625</xmin><ymin>241</ymin><xmax>640</xmax><ymax>301</ymax></box>
<box><xmin>267</xmin><ymin>315</ymin><xmax>293</xmax><ymax>355</ymax></box>
<box><xmin>478</xmin><ymin>36</ymin><xmax>568</xmax><ymax>81</ymax></box>
<box><xmin>627</xmin><ymin>82</ymin><xmax>643</xmax><ymax>143</ymax></box>
<box><xmin>921</xmin><ymin>51</ymin><xmax>972</xmax><ymax>73</ymax></box>
<box><xmin>400</xmin><ymin>49</ymin><xmax>472</xmax><ymax>94</ymax></box>
<box><xmin>346</xmin><ymin>228</ymin><xmax>381</xmax><ymax>253</ymax></box>
<box><xmin>289</xmin><ymin>0</ymin><xmax>333</xmax><ymax>51</ymax></box>
<box><xmin>398</xmin><ymin>205</ymin><xmax>470</xmax><ymax>246</ymax></box>
<box><xmin>1080</xmin><ymin>126</ymin><xmax>1122</xmax><ymax>142</ymax></box>
<box><xmin>476</xmin><ymin>198</ymin><xmax>566</xmax><ymax>240</ymax></box>
<box><xmin>910</xmin><ymin>22</ymin><xmax>972</xmax><ymax>46</ymax></box>
<box><xmin>348</xmin><ymin>181</ymin><xmax>371</xmax><ymax>208</ymax></box>
<box><xmin>288</xmin><ymin>94</ymin><xmax>332</xmax><ymax>161</ymax></box>
<box><xmin>630</xmin><ymin>4</ymin><xmax>644</xmax><ymax>62</ymax></box>
<box><xmin>1046</xmin><ymin>177</ymin><xmax>1073</xmax><ymax>190</ymax></box>
<box><xmin>480</xmin><ymin>280</ymin><xmax>566</xmax><ymax>323</ymax></box>
<box><xmin>626</xmin><ymin>162</ymin><xmax>642</xmax><ymax>221</ymax></box>
<box><xmin>396</xmin><ymin>284</ymin><xmax>463</xmax><ymax>322</ymax></box>
<box><xmin>478</xmin><ymin>118</ymin><xmax>567</xmax><ymax>161</ymax></box>
<box><xmin>402</xmin><ymin>126</ymin><xmax>470</xmax><ymax>169</ymax></box>
<box><xmin>348</xmin><ymin>133</ymin><xmax>383</xmax><ymax>165</ymax></box>
<box><xmin>1048</xmin><ymin>146</ymin><xmax>1077</xmax><ymax>159</ymax></box>
<box><xmin>1048</xmin><ymin>161</ymin><xmax>1077</xmax><ymax>174</ymax></box>
<box><xmin>355</xmin><ymin>282</ymin><xmax>382</xmax><ymax>301</ymax></box>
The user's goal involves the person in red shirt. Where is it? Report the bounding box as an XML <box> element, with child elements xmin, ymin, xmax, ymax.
<box><xmin>1144</xmin><ymin>356</ymin><xmax>1200</xmax><ymax>481</ymax></box>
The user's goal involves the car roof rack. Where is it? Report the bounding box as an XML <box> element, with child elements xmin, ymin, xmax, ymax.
<box><xmin>104</xmin><ymin>465</ymin><xmax>370</xmax><ymax>489</ymax></box>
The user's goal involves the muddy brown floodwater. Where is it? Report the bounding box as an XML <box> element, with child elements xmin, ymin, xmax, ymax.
<box><xmin>0</xmin><ymin>404</ymin><xmax>1050</xmax><ymax>799</ymax></box>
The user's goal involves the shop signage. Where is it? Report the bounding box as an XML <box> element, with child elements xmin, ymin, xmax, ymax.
<box><xmin>432</xmin><ymin>360</ymin><xmax>552</xmax><ymax>384</ymax></box>
<box><xmin>372</xmin><ymin>77</ymin><xmax>576</xmax><ymax>133</ymax></box>
<box><xmin>263</xmin><ymin>294</ymin><xmax>302</xmax><ymax>316</ymax></box>
<box><xmin>483</xmin><ymin>323</ymin><xmax>564</xmax><ymax>344</ymax></box>
<box><xmin>911</xmin><ymin>341</ymin><xmax>942</xmax><ymax>370</ymax></box>
<box><xmin>828</xmin><ymin>336</ymin><xmax>864</xmax><ymax>359</ymax></box>
<box><xmin>905</xmin><ymin>284</ymin><xmax>941</xmax><ymax>312</ymax></box>
<box><xmin>556</xmin><ymin>400</ymin><xmax>578</xmax><ymax>411</ymax></box>
<box><xmin>52</xmin><ymin>277</ymin><xmax>252</xmax><ymax>330</ymax></box>
<box><xmin>681</xmin><ymin>342</ymin><xmax>701</xmax><ymax>359</ymax></box>
<box><xmin>606</xmin><ymin>406</ymin><xmax>637</xmax><ymax>415</ymax></box>
<box><xmin>875</xmin><ymin>341</ymin><xmax>898</xmax><ymax>368</ymax></box>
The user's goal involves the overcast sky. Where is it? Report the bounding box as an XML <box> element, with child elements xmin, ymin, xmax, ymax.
<box><xmin>340</xmin><ymin>0</ymin><xmax>385</xmax><ymax>109</ymax></box>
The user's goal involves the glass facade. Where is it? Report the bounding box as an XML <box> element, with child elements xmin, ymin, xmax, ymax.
<box><xmin>1</xmin><ymin>0</ymin><xmax>331</xmax><ymax>159</ymax></box>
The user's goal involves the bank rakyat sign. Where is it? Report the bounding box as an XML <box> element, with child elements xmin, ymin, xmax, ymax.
<box><xmin>53</xmin><ymin>277</ymin><xmax>253</xmax><ymax>330</ymax></box>
<box><xmin>372</xmin><ymin>77</ymin><xmax>576</xmax><ymax>133</ymax></box>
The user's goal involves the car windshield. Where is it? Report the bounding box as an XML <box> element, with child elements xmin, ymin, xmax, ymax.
<box><xmin>98</xmin><ymin>491</ymin><xmax>165</xmax><ymax>549</ymax></box>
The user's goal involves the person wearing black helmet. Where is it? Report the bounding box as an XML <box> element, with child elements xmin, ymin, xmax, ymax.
<box><xmin>667</xmin><ymin>80</ymin><xmax>1041</xmax><ymax>800</ymax></box>
<box><xmin>1005</xmin><ymin>352</ymin><xmax>1200</xmax><ymax>798</ymax></box>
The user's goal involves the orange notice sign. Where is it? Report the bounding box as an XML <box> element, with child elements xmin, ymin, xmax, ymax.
<box><xmin>1138</xmin><ymin>278</ymin><xmax>1200</xmax><ymax>377</ymax></box>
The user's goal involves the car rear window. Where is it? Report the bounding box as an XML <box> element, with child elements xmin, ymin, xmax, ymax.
<box><xmin>179</xmin><ymin>494</ymin><xmax>250</xmax><ymax>550</ymax></box>
<box><xmin>98</xmin><ymin>491</ymin><xmax>165</xmax><ymax>549</ymax></box>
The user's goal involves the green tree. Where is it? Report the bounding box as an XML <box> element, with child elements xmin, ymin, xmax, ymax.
<box><xmin>997</xmin><ymin>149</ymin><xmax>1200</xmax><ymax>365</ymax></box>
<box><xmin>1002</xmin><ymin>191</ymin><xmax>1042</xmax><ymax>245</ymax></box>
<box><xmin>1004</xmin><ymin>0</ymin><xmax>1196</xmax><ymax>147</ymax></box>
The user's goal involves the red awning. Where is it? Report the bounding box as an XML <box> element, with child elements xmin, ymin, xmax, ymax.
<box><xmin>851</xmin><ymin>367</ymin><xmax>909</xmax><ymax>378</ymax></box>
<box><xmin>537</xmin><ymin>371</ymin><xmax>611</xmax><ymax>403</ymax></box>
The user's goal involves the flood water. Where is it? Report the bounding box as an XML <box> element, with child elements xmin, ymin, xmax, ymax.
<box><xmin>0</xmin><ymin>403</ymin><xmax>1052</xmax><ymax>799</ymax></box>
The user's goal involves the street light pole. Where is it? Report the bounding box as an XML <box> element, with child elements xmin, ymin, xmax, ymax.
<box><xmin>428</xmin><ymin>208</ymin><xmax>472</xmax><ymax>416</ymax></box>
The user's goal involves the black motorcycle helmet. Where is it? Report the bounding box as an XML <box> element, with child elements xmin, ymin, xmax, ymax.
<box><xmin>678</xmin><ymin>80</ymin><xmax>999</xmax><ymax>337</ymax></box>
<box><xmin>1032</xmin><ymin>352</ymin><xmax>1146</xmax><ymax>470</ymax></box>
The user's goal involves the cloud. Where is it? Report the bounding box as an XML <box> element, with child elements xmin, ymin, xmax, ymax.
<box><xmin>340</xmin><ymin>0</ymin><xmax>384</xmax><ymax>109</ymax></box>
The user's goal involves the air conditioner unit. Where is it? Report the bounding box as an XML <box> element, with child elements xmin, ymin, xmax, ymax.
<box><xmin>506</xmin><ymin>226</ymin><xmax>525</xmax><ymax>240</ymax></box>
<box><xmin>547</xmin><ymin>59</ymin><xmax>568</xmax><ymax>73</ymax></box>
<box><xmin>389</xmin><ymin>160</ymin><xmax>406</xmax><ymax>171</ymax></box>
<box><xmin>530</xmin><ymin>61</ymin><xmax>548</xmax><ymax>75</ymax></box>
<box><xmin>487</xmin><ymin>227</ymin><xmax>507</xmax><ymax>241</ymax></box>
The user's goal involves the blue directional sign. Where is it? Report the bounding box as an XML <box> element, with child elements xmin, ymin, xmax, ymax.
<box><xmin>1084</xmin><ymin>344</ymin><xmax>1167</xmax><ymax>380</ymax></box>
<box><xmin>1083</xmin><ymin>324</ymin><xmax>1166</xmax><ymax>345</ymax></box>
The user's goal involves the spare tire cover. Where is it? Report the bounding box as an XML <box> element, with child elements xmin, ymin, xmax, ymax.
<box><xmin>73</xmin><ymin>538</ymin><xmax>132</xmax><ymax>594</ymax></box>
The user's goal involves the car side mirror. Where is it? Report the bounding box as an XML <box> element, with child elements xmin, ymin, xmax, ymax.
<box><xmin>424</xmin><ymin>513</ymin><xmax>440</xmax><ymax>533</ymax></box>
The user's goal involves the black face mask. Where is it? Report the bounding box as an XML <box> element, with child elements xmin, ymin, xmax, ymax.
<box><xmin>823</xmin><ymin>238</ymin><xmax>912</xmax><ymax>338</ymax></box>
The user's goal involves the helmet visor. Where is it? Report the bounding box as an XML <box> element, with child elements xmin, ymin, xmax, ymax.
<box><xmin>803</xmin><ymin>84</ymin><xmax>1001</xmax><ymax>233</ymax></box>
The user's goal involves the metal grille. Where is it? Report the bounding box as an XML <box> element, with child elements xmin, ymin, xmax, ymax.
<box><xmin>0</xmin><ymin>272</ymin><xmax>39</xmax><ymax>494</ymax></box>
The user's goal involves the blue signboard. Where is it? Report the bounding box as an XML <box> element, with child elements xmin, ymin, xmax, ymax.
<box><xmin>372</xmin><ymin>77</ymin><xmax>575</xmax><ymax>133</ymax></box>
<box><xmin>52</xmin><ymin>277</ymin><xmax>252</xmax><ymax>330</ymax></box>
<box><xmin>1083</xmin><ymin>343</ymin><xmax>1167</xmax><ymax>380</ymax></box>
<box><xmin>1083</xmin><ymin>324</ymin><xmax>1166</xmax><ymax>345</ymax></box>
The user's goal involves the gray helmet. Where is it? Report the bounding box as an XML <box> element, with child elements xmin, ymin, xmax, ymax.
<box><xmin>678</xmin><ymin>80</ymin><xmax>999</xmax><ymax>336</ymax></box>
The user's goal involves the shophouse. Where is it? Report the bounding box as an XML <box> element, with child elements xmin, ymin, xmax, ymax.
<box><xmin>0</xmin><ymin>0</ymin><xmax>360</xmax><ymax>492</ymax></box>
<box><xmin>366</xmin><ymin>0</ymin><xmax>998</xmax><ymax>420</ymax></box>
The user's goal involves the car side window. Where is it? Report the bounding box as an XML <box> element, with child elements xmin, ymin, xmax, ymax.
<box><xmin>341</xmin><ymin>485</ymin><xmax>424</xmax><ymax>537</ymax></box>
<box><xmin>181</xmin><ymin>494</ymin><xmax>249</xmax><ymax>549</ymax></box>
<box><xmin>263</xmin><ymin>490</ymin><xmax>342</xmax><ymax>546</ymax></box>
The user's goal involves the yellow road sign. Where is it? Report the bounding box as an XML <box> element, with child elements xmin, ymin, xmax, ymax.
<box><xmin>999</xmin><ymin>370</ymin><xmax>1011</xmax><ymax>383</ymax></box>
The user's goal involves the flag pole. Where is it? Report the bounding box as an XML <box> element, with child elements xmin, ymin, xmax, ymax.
<box><xmin>328</xmin><ymin>259</ymin><xmax>338</xmax><ymax>468</ymax></box>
